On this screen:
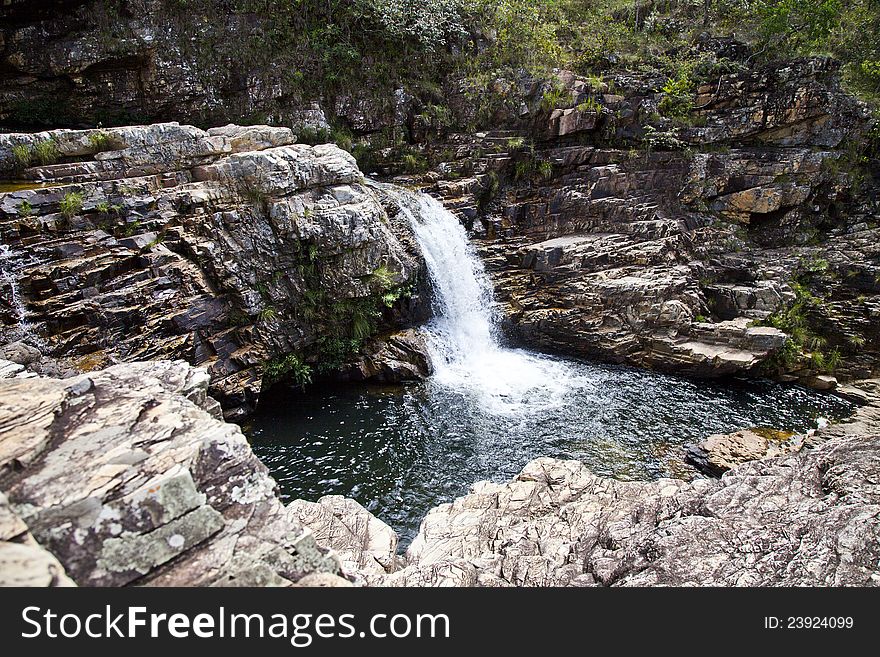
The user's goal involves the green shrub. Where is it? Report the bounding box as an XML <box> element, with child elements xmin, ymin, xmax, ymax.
<box><xmin>59</xmin><ymin>191</ymin><xmax>84</xmax><ymax>219</ymax></box>
<box><xmin>401</xmin><ymin>151</ymin><xmax>429</xmax><ymax>173</ymax></box>
<box><xmin>264</xmin><ymin>353</ymin><xmax>313</xmax><ymax>388</ymax></box>
<box><xmin>17</xmin><ymin>200</ymin><xmax>33</xmax><ymax>217</ymax></box>
<box><xmin>88</xmin><ymin>131</ymin><xmax>115</xmax><ymax>152</ymax></box>
<box><xmin>536</xmin><ymin>159</ymin><xmax>553</xmax><ymax>180</ymax></box>
<box><xmin>540</xmin><ymin>82</ymin><xmax>571</xmax><ymax>111</ymax></box>
<box><xmin>658</xmin><ymin>74</ymin><xmax>694</xmax><ymax>119</ymax></box>
<box><xmin>370</xmin><ymin>264</ymin><xmax>398</xmax><ymax>289</ymax></box>
<box><xmin>11</xmin><ymin>144</ymin><xmax>31</xmax><ymax>171</ymax></box>
<box><xmin>576</xmin><ymin>97</ymin><xmax>603</xmax><ymax>114</ymax></box>
<box><xmin>32</xmin><ymin>139</ymin><xmax>59</xmax><ymax>166</ymax></box>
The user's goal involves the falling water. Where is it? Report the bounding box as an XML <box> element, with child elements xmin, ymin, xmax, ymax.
<box><xmin>394</xmin><ymin>190</ymin><xmax>578</xmax><ymax>414</ymax></box>
<box><xmin>0</xmin><ymin>243</ymin><xmax>43</xmax><ymax>347</ymax></box>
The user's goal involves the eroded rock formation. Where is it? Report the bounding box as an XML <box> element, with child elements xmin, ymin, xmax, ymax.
<box><xmin>425</xmin><ymin>57</ymin><xmax>879</xmax><ymax>384</ymax></box>
<box><xmin>0</xmin><ymin>359</ymin><xmax>342</xmax><ymax>586</ymax></box>
<box><xmin>0</xmin><ymin>123</ymin><xmax>431</xmax><ymax>417</ymax></box>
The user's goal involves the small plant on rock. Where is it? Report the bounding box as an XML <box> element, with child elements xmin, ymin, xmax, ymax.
<box><xmin>370</xmin><ymin>263</ymin><xmax>398</xmax><ymax>289</ymax></box>
<box><xmin>11</xmin><ymin>144</ymin><xmax>31</xmax><ymax>171</ymax></box>
<box><xmin>88</xmin><ymin>131</ymin><xmax>115</xmax><ymax>153</ymax></box>
<box><xmin>59</xmin><ymin>191</ymin><xmax>84</xmax><ymax>219</ymax></box>
<box><xmin>32</xmin><ymin>139</ymin><xmax>59</xmax><ymax>166</ymax></box>
<box><xmin>265</xmin><ymin>353</ymin><xmax>313</xmax><ymax>389</ymax></box>
<box><xmin>17</xmin><ymin>200</ymin><xmax>34</xmax><ymax>217</ymax></box>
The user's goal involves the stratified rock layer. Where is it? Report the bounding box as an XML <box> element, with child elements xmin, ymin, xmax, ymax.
<box><xmin>0</xmin><ymin>123</ymin><xmax>430</xmax><ymax>417</ymax></box>
<box><xmin>0</xmin><ymin>360</ymin><xmax>339</xmax><ymax>587</ymax></box>
<box><xmin>428</xmin><ymin>58</ymin><xmax>879</xmax><ymax>384</ymax></box>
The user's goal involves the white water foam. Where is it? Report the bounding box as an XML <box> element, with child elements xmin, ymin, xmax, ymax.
<box><xmin>394</xmin><ymin>189</ymin><xmax>580</xmax><ymax>414</ymax></box>
<box><xmin>0</xmin><ymin>243</ymin><xmax>44</xmax><ymax>347</ymax></box>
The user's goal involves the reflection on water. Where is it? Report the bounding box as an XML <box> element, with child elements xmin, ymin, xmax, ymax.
<box><xmin>0</xmin><ymin>180</ymin><xmax>63</xmax><ymax>193</ymax></box>
<box><xmin>247</xmin><ymin>362</ymin><xmax>854</xmax><ymax>544</ymax></box>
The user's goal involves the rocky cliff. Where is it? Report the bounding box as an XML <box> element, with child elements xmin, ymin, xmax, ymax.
<box><xmin>421</xmin><ymin>55</ymin><xmax>880</xmax><ymax>385</ymax></box>
<box><xmin>0</xmin><ymin>123</ymin><xmax>431</xmax><ymax>417</ymax></box>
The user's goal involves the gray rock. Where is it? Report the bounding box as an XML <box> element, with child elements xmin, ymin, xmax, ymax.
<box><xmin>0</xmin><ymin>360</ymin><xmax>340</xmax><ymax>586</ymax></box>
<box><xmin>0</xmin><ymin>341</ymin><xmax>41</xmax><ymax>366</ymax></box>
<box><xmin>288</xmin><ymin>495</ymin><xmax>399</xmax><ymax>579</ymax></box>
<box><xmin>685</xmin><ymin>428</ymin><xmax>801</xmax><ymax>476</ymax></box>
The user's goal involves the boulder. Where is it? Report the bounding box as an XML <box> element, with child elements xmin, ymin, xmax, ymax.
<box><xmin>685</xmin><ymin>428</ymin><xmax>799</xmax><ymax>476</ymax></box>
<box><xmin>0</xmin><ymin>361</ymin><xmax>341</xmax><ymax>587</ymax></box>
<box><xmin>335</xmin><ymin>329</ymin><xmax>433</xmax><ymax>383</ymax></box>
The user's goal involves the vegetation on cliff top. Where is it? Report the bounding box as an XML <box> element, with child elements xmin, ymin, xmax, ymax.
<box><xmin>158</xmin><ymin>0</ymin><xmax>879</xmax><ymax>108</ymax></box>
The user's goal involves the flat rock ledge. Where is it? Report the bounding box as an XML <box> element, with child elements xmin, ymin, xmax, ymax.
<box><xmin>0</xmin><ymin>360</ymin><xmax>342</xmax><ymax>587</ymax></box>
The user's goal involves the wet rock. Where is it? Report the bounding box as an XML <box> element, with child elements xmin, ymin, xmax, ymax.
<box><xmin>0</xmin><ymin>360</ymin><xmax>341</xmax><ymax>586</ymax></box>
<box><xmin>335</xmin><ymin>329</ymin><xmax>433</xmax><ymax>383</ymax></box>
<box><xmin>685</xmin><ymin>428</ymin><xmax>800</xmax><ymax>476</ymax></box>
<box><xmin>801</xmin><ymin>374</ymin><xmax>838</xmax><ymax>391</ymax></box>
<box><xmin>0</xmin><ymin>341</ymin><xmax>41</xmax><ymax>365</ymax></box>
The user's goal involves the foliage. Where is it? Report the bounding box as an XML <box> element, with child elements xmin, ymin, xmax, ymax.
<box><xmin>465</xmin><ymin>0</ymin><xmax>567</xmax><ymax>74</ymax></box>
<box><xmin>11</xmin><ymin>139</ymin><xmax>59</xmax><ymax>170</ymax></box>
<box><xmin>370</xmin><ymin>264</ymin><xmax>398</xmax><ymax>289</ymax></box>
<box><xmin>32</xmin><ymin>139</ymin><xmax>59</xmax><ymax>166</ymax></box>
<box><xmin>88</xmin><ymin>131</ymin><xmax>115</xmax><ymax>152</ymax></box>
<box><xmin>577</xmin><ymin>97</ymin><xmax>604</xmax><ymax>114</ymax></box>
<box><xmin>511</xmin><ymin>141</ymin><xmax>554</xmax><ymax>182</ymax></box>
<box><xmin>401</xmin><ymin>151</ymin><xmax>430</xmax><ymax>173</ymax></box>
<box><xmin>756</xmin><ymin>0</ymin><xmax>842</xmax><ymax>50</ymax></box>
<box><xmin>755</xmin><ymin>278</ymin><xmax>847</xmax><ymax>372</ymax></box>
<box><xmin>59</xmin><ymin>192</ymin><xmax>84</xmax><ymax>219</ymax></box>
<box><xmin>11</xmin><ymin>144</ymin><xmax>31</xmax><ymax>171</ymax></box>
<box><xmin>658</xmin><ymin>70</ymin><xmax>694</xmax><ymax>119</ymax></box>
<box><xmin>17</xmin><ymin>200</ymin><xmax>33</xmax><ymax>217</ymax></box>
<box><xmin>264</xmin><ymin>353</ymin><xmax>313</xmax><ymax>388</ymax></box>
<box><xmin>540</xmin><ymin>80</ymin><xmax>572</xmax><ymax>111</ymax></box>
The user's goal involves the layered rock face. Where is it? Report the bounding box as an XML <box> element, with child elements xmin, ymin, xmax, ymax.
<box><xmin>0</xmin><ymin>360</ymin><xmax>342</xmax><ymax>586</ymax></box>
<box><xmin>0</xmin><ymin>123</ymin><xmax>429</xmax><ymax>417</ymax></box>
<box><xmin>428</xmin><ymin>57</ymin><xmax>879</xmax><ymax>383</ymax></box>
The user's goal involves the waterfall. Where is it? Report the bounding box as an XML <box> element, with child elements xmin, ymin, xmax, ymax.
<box><xmin>393</xmin><ymin>189</ymin><xmax>577</xmax><ymax>414</ymax></box>
<box><xmin>0</xmin><ymin>243</ymin><xmax>43</xmax><ymax>347</ymax></box>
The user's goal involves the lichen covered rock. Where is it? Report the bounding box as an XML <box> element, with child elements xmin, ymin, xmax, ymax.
<box><xmin>0</xmin><ymin>360</ymin><xmax>340</xmax><ymax>587</ymax></box>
